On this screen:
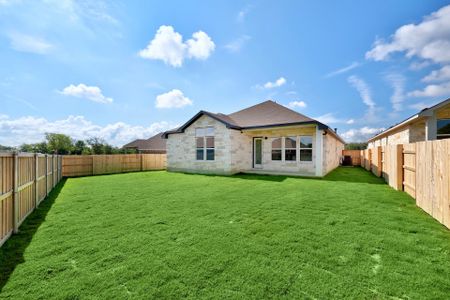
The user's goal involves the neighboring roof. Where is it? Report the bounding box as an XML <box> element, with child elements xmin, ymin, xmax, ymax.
<box><xmin>163</xmin><ymin>100</ymin><xmax>345</xmax><ymax>143</ymax></box>
<box><xmin>368</xmin><ymin>97</ymin><xmax>450</xmax><ymax>142</ymax></box>
<box><xmin>123</xmin><ymin>132</ymin><xmax>166</xmax><ymax>150</ymax></box>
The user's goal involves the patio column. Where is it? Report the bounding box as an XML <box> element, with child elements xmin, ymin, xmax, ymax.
<box><xmin>315</xmin><ymin>127</ymin><xmax>323</xmax><ymax>177</ymax></box>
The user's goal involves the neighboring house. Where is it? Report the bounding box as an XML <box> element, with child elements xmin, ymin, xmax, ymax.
<box><xmin>163</xmin><ymin>100</ymin><xmax>345</xmax><ymax>176</ymax></box>
<box><xmin>368</xmin><ymin>98</ymin><xmax>450</xmax><ymax>148</ymax></box>
<box><xmin>123</xmin><ymin>132</ymin><xmax>166</xmax><ymax>154</ymax></box>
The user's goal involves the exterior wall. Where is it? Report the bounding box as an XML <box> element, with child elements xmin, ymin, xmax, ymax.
<box><xmin>166</xmin><ymin>115</ymin><xmax>234</xmax><ymax>174</ymax></box>
<box><xmin>368</xmin><ymin>126</ymin><xmax>410</xmax><ymax>148</ymax></box>
<box><xmin>229</xmin><ymin>129</ymin><xmax>252</xmax><ymax>173</ymax></box>
<box><xmin>409</xmin><ymin>121</ymin><xmax>426</xmax><ymax>143</ymax></box>
<box><xmin>322</xmin><ymin>133</ymin><xmax>345</xmax><ymax>175</ymax></box>
<box><xmin>231</xmin><ymin>126</ymin><xmax>317</xmax><ymax>176</ymax></box>
<box><xmin>167</xmin><ymin>120</ymin><xmax>342</xmax><ymax>177</ymax></box>
<box><xmin>368</xmin><ymin>119</ymin><xmax>428</xmax><ymax>148</ymax></box>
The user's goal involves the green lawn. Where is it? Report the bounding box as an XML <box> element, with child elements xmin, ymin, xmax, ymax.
<box><xmin>1</xmin><ymin>167</ymin><xmax>450</xmax><ymax>299</ymax></box>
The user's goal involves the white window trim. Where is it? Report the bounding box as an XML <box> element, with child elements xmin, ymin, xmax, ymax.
<box><xmin>195</xmin><ymin>126</ymin><xmax>215</xmax><ymax>161</ymax></box>
<box><xmin>284</xmin><ymin>136</ymin><xmax>297</xmax><ymax>162</ymax></box>
<box><xmin>299</xmin><ymin>135</ymin><xmax>313</xmax><ymax>163</ymax></box>
<box><xmin>271</xmin><ymin>137</ymin><xmax>282</xmax><ymax>162</ymax></box>
<box><xmin>270</xmin><ymin>135</ymin><xmax>314</xmax><ymax>164</ymax></box>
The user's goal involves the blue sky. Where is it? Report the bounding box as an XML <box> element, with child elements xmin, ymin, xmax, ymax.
<box><xmin>1</xmin><ymin>0</ymin><xmax>450</xmax><ymax>146</ymax></box>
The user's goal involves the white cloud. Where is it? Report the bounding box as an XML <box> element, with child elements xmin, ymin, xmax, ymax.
<box><xmin>325</xmin><ymin>62</ymin><xmax>360</xmax><ymax>78</ymax></box>
<box><xmin>348</xmin><ymin>75</ymin><xmax>379</xmax><ymax>122</ymax></box>
<box><xmin>0</xmin><ymin>115</ymin><xmax>174</xmax><ymax>147</ymax></box>
<box><xmin>408</xmin><ymin>81</ymin><xmax>450</xmax><ymax>98</ymax></box>
<box><xmin>409</xmin><ymin>102</ymin><xmax>429</xmax><ymax>111</ymax></box>
<box><xmin>186</xmin><ymin>31</ymin><xmax>215</xmax><ymax>60</ymax></box>
<box><xmin>422</xmin><ymin>65</ymin><xmax>450</xmax><ymax>82</ymax></box>
<box><xmin>287</xmin><ymin>101</ymin><xmax>307</xmax><ymax>109</ymax></box>
<box><xmin>409</xmin><ymin>60</ymin><xmax>431</xmax><ymax>71</ymax></box>
<box><xmin>366</xmin><ymin>5</ymin><xmax>450</xmax><ymax>63</ymax></box>
<box><xmin>60</xmin><ymin>83</ymin><xmax>113</xmax><ymax>104</ymax></box>
<box><xmin>341</xmin><ymin>126</ymin><xmax>385</xmax><ymax>142</ymax></box>
<box><xmin>155</xmin><ymin>89</ymin><xmax>192</xmax><ymax>109</ymax></box>
<box><xmin>262</xmin><ymin>77</ymin><xmax>287</xmax><ymax>89</ymax></box>
<box><xmin>139</xmin><ymin>25</ymin><xmax>215</xmax><ymax>67</ymax></box>
<box><xmin>225</xmin><ymin>35</ymin><xmax>251</xmax><ymax>52</ymax></box>
<box><xmin>314</xmin><ymin>113</ymin><xmax>354</xmax><ymax>125</ymax></box>
<box><xmin>348</xmin><ymin>75</ymin><xmax>375</xmax><ymax>108</ymax></box>
<box><xmin>8</xmin><ymin>32</ymin><xmax>53</xmax><ymax>54</ymax></box>
<box><xmin>237</xmin><ymin>5</ymin><xmax>253</xmax><ymax>22</ymax></box>
<box><xmin>385</xmin><ymin>73</ymin><xmax>406</xmax><ymax>112</ymax></box>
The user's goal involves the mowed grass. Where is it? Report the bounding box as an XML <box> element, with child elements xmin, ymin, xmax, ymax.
<box><xmin>1</xmin><ymin>168</ymin><xmax>450</xmax><ymax>299</ymax></box>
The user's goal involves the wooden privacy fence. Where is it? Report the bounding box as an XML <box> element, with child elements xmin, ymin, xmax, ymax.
<box><xmin>355</xmin><ymin>139</ymin><xmax>450</xmax><ymax>229</ymax></box>
<box><xmin>0</xmin><ymin>153</ymin><xmax>62</xmax><ymax>247</ymax></box>
<box><xmin>341</xmin><ymin>150</ymin><xmax>362</xmax><ymax>166</ymax></box>
<box><xmin>62</xmin><ymin>154</ymin><xmax>166</xmax><ymax>177</ymax></box>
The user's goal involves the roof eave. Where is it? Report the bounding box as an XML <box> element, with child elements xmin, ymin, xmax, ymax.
<box><xmin>241</xmin><ymin>121</ymin><xmax>327</xmax><ymax>131</ymax></box>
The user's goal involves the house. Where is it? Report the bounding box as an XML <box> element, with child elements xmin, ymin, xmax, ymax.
<box><xmin>368</xmin><ymin>98</ymin><xmax>450</xmax><ymax>148</ymax></box>
<box><xmin>163</xmin><ymin>100</ymin><xmax>345</xmax><ymax>176</ymax></box>
<box><xmin>122</xmin><ymin>132</ymin><xmax>166</xmax><ymax>154</ymax></box>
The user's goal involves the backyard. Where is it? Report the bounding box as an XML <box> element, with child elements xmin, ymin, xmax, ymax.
<box><xmin>1</xmin><ymin>167</ymin><xmax>449</xmax><ymax>299</ymax></box>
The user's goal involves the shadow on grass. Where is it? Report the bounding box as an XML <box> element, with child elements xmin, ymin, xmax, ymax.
<box><xmin>0</xmin><ymin>178</ymin><xmax>66</xmax><ymax>291</ymax></box>
<box><xmin>173</xmin><ymin>167</ymin><xmax>385</xmax><ymax>184</ymax></box>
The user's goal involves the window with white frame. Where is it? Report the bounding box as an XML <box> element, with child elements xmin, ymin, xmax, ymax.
<box><xmin>300</xmin><ymin>136</ymin><xmax>313</xmax><ymax>162</ymax></box>
<box><xmin>437</xmin><ymin>119</ymin><xmax>450</xmax><ymax>140</ymax></box>
<box><xmin>196</xmin><ymin>127</ymin><xmax>215</xmax><ymax>160</ymax></box>
<box><xmin>285</xmin><ymin>136</ymin><xmax>296</xmax><ymax>161</ymax></box>
<box><xmin>271</xmin><ymin>138</ymin><xmax>282</xmax><ymax>160</ymax></box>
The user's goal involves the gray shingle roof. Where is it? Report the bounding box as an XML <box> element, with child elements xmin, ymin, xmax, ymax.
<box><xmin>163</xmin><ymin>100</ymin><xmax>344</xmax><ymax>143</ymax></box>
<box><xmin>123</xmin><ymin>132</ymin><xmax>166</xmax><ymax>150</ymax></box>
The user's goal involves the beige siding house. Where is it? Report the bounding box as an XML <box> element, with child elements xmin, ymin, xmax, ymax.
<box><xmin>368</xmin><ymin>98</ymin><xmax>450</xmax><ymax>148</ymax></box>
<box><xmin>164</xmin><ymin>100</ymin><xmax>344</xmax><ymax>176</ymax></box>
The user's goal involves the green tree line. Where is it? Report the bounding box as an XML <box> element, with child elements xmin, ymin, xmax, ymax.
<box><xmin>0</xmin><ymin>133</ymin><xmax>136</xmax><ymax>155</ymax></box>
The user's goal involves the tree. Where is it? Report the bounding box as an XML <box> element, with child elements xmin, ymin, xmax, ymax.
<box><xmin>86</xmin><ymin>137</ymin><xmax>106</xmax><ymax>154</ymax></box>
<box><xmin>0</xmin><ymin>145</ymin><xmax>15</xmax><ymax>152</ymax></box>
<box><xmin>19</xmin><ymin>144</ymin><xmax>35</xmax><ymax>153</ymax></box>
<box><xmin>45</xmin><ymin>133</ymin><xmax>73</xmax><ymax>154</ymax></box>
<box><xmin>345</xmin><ymin>142</ymin><xmax>368</xmax><ymax>150</ymax></box>
<box><xmin>73</xmin><ymin>140</ymin><xmax>89</xmax><ymax>155</ymax></box>
<box><xmin>35</xmin><ymin>142</ymin><xmax>49</xmax><ymax>154</ymax></box>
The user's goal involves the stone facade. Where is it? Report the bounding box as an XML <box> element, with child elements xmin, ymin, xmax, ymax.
<box><xmin>323</xmin><ymin>133</ymin><xmax>344</xmax><ymax>175</ymax></box>
<box><xmin>368</xmin><ymin>120</ymin><xmax>424</xmax><ymax>148</ymax></box>
<box><xmin>166</xmin><ymin>115</ymin><xmax>233</xmax><ymax>174</ymax></box>
<box><xmin>167</xmin><ymin>115</ymin><xmax>344</xmax><ymax>176</ymax></box>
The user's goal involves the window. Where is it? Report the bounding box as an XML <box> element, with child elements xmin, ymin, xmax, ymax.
<box><xmin>285</xmin><ymin>137</ymin><xmax>296</xmax><ymax>161</ymax></box>
<box><xmin>271</xmin><ymin>138</ymin><xmax>282</xmax><ymax>160</ymax></box>
<box><xmin>196</xmin><ymin>127</ymin><xmax>215</xmax><ymax>160</ymax></box>
<box><xmin>300</xmin><ymin>136</ymin><xmax>313</xmax><ymax>162</ymax></box>
<box><xmin>437</xmin><ymin>119</ymin><xmax>450</xmax><ymax>140</ymax></box>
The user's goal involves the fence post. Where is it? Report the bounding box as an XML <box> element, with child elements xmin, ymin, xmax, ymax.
<box><xmin>51</xmin><ymin>155</ymin><xmax>54</xmax><ymax>188</ymax></box>
<box><xmin>45</xmin><ymin>154</ymin><xmax>48</xmax><ymax>197</ymax></box>
<box><xmin>396</xmin><ymin>144</ymin><xmax>404</xmax><ymax>191</ymax></box>
<box><xmin>377</xmin><ymin>146</ymin><xmax>382</xmax><ymax>177</ymax></box>
<box><xmin>140</xmin><ymin>154</ymin><xmax>143</xmax><ymax>171</ymax></box>
<box><xmin>12</xmin><ymin>152</ymin><xmax>19</xmax><ymax>233</ymax></box>
<box><xmin>35</xmin><ymin>153</ymin><xmax>39</xmax><ymax>208</ymax></box>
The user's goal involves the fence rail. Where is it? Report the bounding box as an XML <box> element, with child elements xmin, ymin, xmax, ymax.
<box><xmin>350</xmin><ymin>139</ymin><xmax>450</xmax><ymax>229</ymax></box>
<box><xmin>62</xmin><ymin>154</ymin><xmax>166</xmax><ymax>177</ymax></box>
<box><xmin>0</xmin><ymin>153</ymin><xmax>62</xmax><ymax>247</ymax></box>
